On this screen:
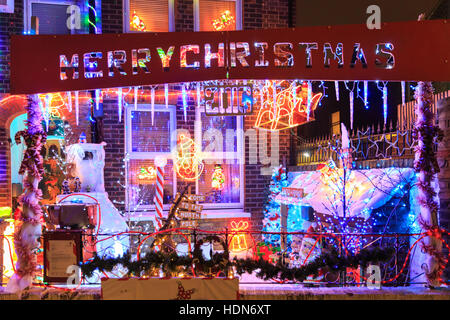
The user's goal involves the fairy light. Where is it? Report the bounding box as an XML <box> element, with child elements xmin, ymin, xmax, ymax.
<box><xmin>133</xmin><ymin>86</ymin><xmax>138</xmax><ymax>110</ymax></box>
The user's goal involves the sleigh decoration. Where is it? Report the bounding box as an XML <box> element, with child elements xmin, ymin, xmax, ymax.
<box><xmin>254</xmin><ymin>80</ymin><xmax>323</xmax><ymax>131</ymax></box>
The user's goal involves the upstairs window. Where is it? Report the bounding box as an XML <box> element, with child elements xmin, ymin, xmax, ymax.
<box><xmin>124</xmin><ymin>0</ymin><xmax>174</xmax><ymax>32</ymax></box>
<box><xmin>25</xmin><ymin>0</ymin><xmax>79</xmax><ymax>35</ymax></box>
<box><xmin>195</xmin><ymin>0</ymin><xmax>242</xmax><ymax>32</ymax></box>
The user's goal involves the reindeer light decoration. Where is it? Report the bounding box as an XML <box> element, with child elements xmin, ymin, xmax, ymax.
<box><xmin>254</xmin><ymin>80</ymin><xmax>322</xmax><ymax>131</ymax></box>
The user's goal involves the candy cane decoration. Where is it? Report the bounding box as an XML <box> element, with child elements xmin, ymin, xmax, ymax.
<box><xmin>154</xmin><ymin>161</ymin><xmax>165</xmax><ymax>229</ymax></box>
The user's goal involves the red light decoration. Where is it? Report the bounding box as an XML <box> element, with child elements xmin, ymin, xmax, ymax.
<box><xmin>212</xmin><ymin>10</ymin><xmax>235</xmax><ymax>31</ymax></box>
<box><xmin>137</xmin><ymin>166</ymin><xmax>157</xmax><ymax>181</ymax></box>
<box><xmin>254</xmin><ymin>80</ymin><xmax>323</xmax><ymax>131</ymax></box>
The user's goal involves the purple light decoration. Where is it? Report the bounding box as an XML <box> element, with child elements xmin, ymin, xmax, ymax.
<box><xmin>383</xmin><ymin>84</ymin><xmax>388</xmax><ymax>126</ymax></box>
<box><xmin>182</xmin><ymin>84</ymin><xmax>187</xmax><ymax>122</ymax></box>
<box><xmin>364</xmin><ymin>80</ymin><xmax>368</xmax><ymax>108</ymax></box>
<box><xmin>95</xmin><ymin>89</ymin><xmax>100</xmax><ymax>110</ymax></box>
<box><xmin>118</xmin><ymin>87</ymin><xmax>123</xmax><ymax>122</ymax></box>
<box><xmin>401</xmin><ymin>81</ymin><xmax>406</xmax><ymax>106</ymax></box>
<box><xmin>67</xmin><ymin>91</ymin><xmax>72</xmax><ymax>112</ymax></box>
<box><xmin>196</xmin><ymin>82</ymin><xmax>201</xmax><ymax>108</ymax></box>
<box><xmin>44</xmin><ymin>94</ymin><xmax>50</xmax><ymax>130</ymax></box>
<box><xmin>335</xmin><ymin>81</ymin><xmax>339</xmax><ymax>101</ymax></box>
<box><xmin>165</xmin><ymin>83</ymin><xmax>169</xmax><ymax>108</ymax></box>
<box><xmin>260</xmin><ymin>82</ymin><xmax>265</xmax><ymax>108</ymax></box>
<box><xmin>151</xmin><ymin>87</ymin><xmax>155</xmax><ymax>125</ymax></box>
<box><xmin>307</xmin><ymin>81</ymin><xmax>312</xmax><ymax>121</ymax></box>
<box><xmin>349</xmin><ymin>90</ymin><xmax>354</xmax><ymax>129</ymax></box>
<box><xmin>134</xmin><ymin>86</ymin><xmax>138</xmax><ymax>110</ymax></box>
<box><xmin>292</xmin><ymin>80</ymin><xmax>297</xmax><ymax>107</ymax></box>
<box><xmin>75</xmin><ymin>91</ymin><xmax>79</xmax><ymax>125</ymax></box>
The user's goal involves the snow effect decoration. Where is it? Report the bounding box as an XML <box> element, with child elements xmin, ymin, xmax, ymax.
<box><xmin>65</xmin><ymin>142</ymin><xmax>129</xmax><ymax>258</ymax></box>
<box><xmin>276</xmin><ymin>167</ymin><xmax>416</xmax><ymax>220</ymax></box>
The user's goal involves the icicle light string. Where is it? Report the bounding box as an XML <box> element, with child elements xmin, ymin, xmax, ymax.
<box><xmin>335</xmin><ymin>81</ymin><xmax>340</xmax><ymax>101</ymax></box>
<box><xmin>376</xmin><ymin>81</ymin><xmax>389</xmax><ymax>127</ymax></box>
<box><xmin>306</xmin><ymin>80</ymin><xmax>312</xmax><ymax>121</ymax></box>
<box><xmin>344</xmin><ymin>81</ymin><xmax>357</xmax><ymax>129</ymax></box>
<box><xmin>133</xmin><ymin>86</ymin><xmax>138</xmax><ymax>110</ymax></box>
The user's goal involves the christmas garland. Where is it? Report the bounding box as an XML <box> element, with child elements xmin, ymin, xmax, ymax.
<box><xmin>80</xmin><ymin>240</ymin><xmax>394</xmax><ymax>283</ymax></box>
<box><xmin>412</xmin><ymin>81</ymin><xmax>445</xmax><ymax>286</ymax></box>
<box><xmin>8</xmin><ymin>96</ymin><xmax>47</xmax><ymax>292</ymax></box>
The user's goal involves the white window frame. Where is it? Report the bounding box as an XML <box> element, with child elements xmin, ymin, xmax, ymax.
<box><xmin>194</xmin><ymin>0</ymin><xmax>242</xmax><ymax>32</ymax></box>
<box><xmin>0</xmin><ymin>0</ymin><xmax>14</xmax><ymax>13</ymax></box>
<box><xmin>194</xmin><ymin>107</ymin><xmax>245</xmax><ymax>210</ymax></box>
<box><xmin>24</xmin><ymin>0</ymin><xmax>76</xmax><ymax>34</ymax></box>
<box><xmin>123</xmin><ymin>0</ymin><xmax>175</xmax><ymax>33</ymax></box>
<box><xmin>125</xmin><ymin>104</ymin><xmax>177</xmax><ymax>212</ymax></box>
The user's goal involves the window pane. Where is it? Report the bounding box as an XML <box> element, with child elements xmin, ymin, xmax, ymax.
<box><xmin>128</xmin><ymin>159</ymin><xmax>174</xmax><ymax>208</ymax></box>
<box><xmin>199</xmin><ymin>0</ymin><xmax>236</xmax><ymax>32</ymax></box>
<box><xmin>197</xmin><ymin>161</ymin><xmax>240</xmax><ymax>204</ymax></box>
<box><xmin>130</xmin><ymin>0</ymin><xmax>169</xmax><ymax>32</ymax></box>
<box><xmin>201</xmin><ymin>113</ymin><xmax>237</xmax><ymax>152</ymax></box>
<box><xmin>32</xmin><ymin>3</ymin><xmax>72</xmax><ymax>35</ymax></box>
<box><xmin>131</xmin><ymin>110</ymin><xmax>171</xmax><ymax>152</ymax></box>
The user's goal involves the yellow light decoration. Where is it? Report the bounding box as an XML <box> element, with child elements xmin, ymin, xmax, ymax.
<box><xmin>254</xmin><ymin>80</ymin><xmax>323</xmax><ymax>131</ymax></box>
<box><xmin>229</xmin><ymin>219</ymin><xmax>250</xmax><ymax>252</ymax></box>
<box><xmin>130</xmin><ymin>11</ymin><xmax>146</xmax><ymax>32</ymax></box>
<box><xmin>137</xmin><ymin>166</ymin><xmax>157</xmax><ymax>181</ymax></box>
<box><xmin>212</xmin><ymin>10</ymin><xmax>235</xmax><ymax>31</ymax></box>
<box><xmin>211</xmin><ymin>164</ymin><xmax>225</xmax><ymax>191</ymax></box>
<box><xmin>175</xmin><ymin>134</ymin><xmax>204</xmax><ymax>181</ymax></box>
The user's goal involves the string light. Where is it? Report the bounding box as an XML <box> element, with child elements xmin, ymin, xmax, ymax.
<box><xmin>130</xmin><ymin>11</ymin><xmax>146</xmax><ymax>32</ymax></box>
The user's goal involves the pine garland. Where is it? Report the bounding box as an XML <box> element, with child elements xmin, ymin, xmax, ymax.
<box><xmin>80</xmin><ymin>242</ymin><xmax>393</xmax><ymax>283</ymax></box>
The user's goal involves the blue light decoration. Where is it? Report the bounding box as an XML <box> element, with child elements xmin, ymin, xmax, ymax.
<box><xmin>262</xmin><ymin>166</ymin><xmax>289</xmax><ymax>246</ymax></box>
<box><xmin>317</xmin><ymin>81</ymin><xmax>328</xmax><ymax>107</ymax></box>
<box><xmin>376</xmin><ymin>81</ymin><xmax>389</xmax><ymax>126</ymax></box>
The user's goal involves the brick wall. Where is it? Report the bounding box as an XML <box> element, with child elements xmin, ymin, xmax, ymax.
<box><xmin>0</xmin><ymin>0</ymin><xmax>24</xmax><ymax>94</ymax></box>
<box><xmin>101</xmin><ymin>0</ymin><xmax>123</xmax><ymax>34</ymax></box>
<box><xmin>175</xmin><ymin>0</ymin><xmax>194</xmax><ymax>32</ymax></box>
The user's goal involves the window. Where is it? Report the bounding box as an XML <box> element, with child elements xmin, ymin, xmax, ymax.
<box><xmin>24</xmin><ymin>1</ymin><xmax>78</xmax><ymax>35</ymax></box>
<box><xmin>331</xmin><ymin>111</ymin><xmax>340</xmax><ymax>136</ymax></box>
<box><xmin>194</xmin><ymin>0</ymin><xmax>242</xmax><ymax>32</ymax></box>
<box><xmin>195</xmin><ymin>110</ymin><xmax>244</xmax><ymax>209</ymax></box>
<box><xmin>124</xmin><ymin>0</ymin><xmax>174</xmax><ymax>32</ymax></box>
<box><xmin>0</xmin><ymin>0</ymin><xmax>14</xmax><ymax>13</ymax></box>
<box><xmin>126</xmin><ymin>105</ymin><xmax>177</xmax><ymax>211</ymax></box>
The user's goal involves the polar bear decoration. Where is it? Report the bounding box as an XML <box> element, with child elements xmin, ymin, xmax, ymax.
<box><xmin>62</xmin><ymin>142</ymin><xmax>129</xmax><ymax>259</ymax></box>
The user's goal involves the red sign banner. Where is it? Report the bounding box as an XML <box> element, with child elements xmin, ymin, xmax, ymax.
<box><xmin>10</xmin><ymin>19</ymin><xmax>449</xmax><ymax>95</ymax></box>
